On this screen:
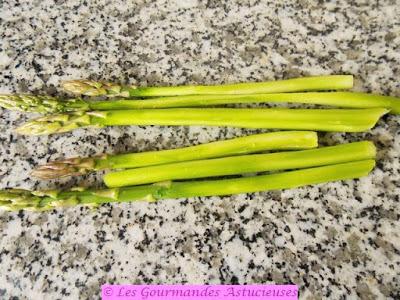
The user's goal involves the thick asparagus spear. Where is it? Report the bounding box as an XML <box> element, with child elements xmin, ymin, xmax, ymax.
<box><xmin>32</xmin><ymin>131</ymin><xmax>318</xmax><ymax>179</ymax></box>
<box><xmin>15</xmin><ymin>108</ymin><xmax>388</xmax><ymax>135</ymax></box>
<box><xmin>103</xmin><ymin>141</ymin><xmax>375</xmax><ymax>187</ymax></box>
<box><xmin>0</xmin><ymin>160</ymin><xmax>375</xmax><ymax>211</ymax></box>
<box><xmin>1</xmin><ymin>92</ymin><xmax>399</xmax><ymax>114</ymax></box>
<box><xmin>62</xmin><ymin>75</ymin><xmax>354</xmax><ymax>97</ymax></box>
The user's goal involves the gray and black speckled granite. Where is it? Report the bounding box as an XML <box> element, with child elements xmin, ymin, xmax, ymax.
<box><xmin>0</xmin><ymin>0</ymin><xmax>399</xmax><ymax>299</ymax></box>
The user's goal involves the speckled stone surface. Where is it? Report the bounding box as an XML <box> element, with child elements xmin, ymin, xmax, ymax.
<box><xmin>0</xmin><ymin>0</ymin><xmax>399</xmax><ymax>299</ymax></box>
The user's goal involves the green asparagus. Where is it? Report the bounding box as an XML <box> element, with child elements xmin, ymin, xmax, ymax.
<box><xmin>103</xmin><ymin>141</ymin><xmax>375</xmax><ymax>187</ymax></box>
<box><xmin>15</xmin><ymin>107</ymin><xmax>388</xmax><ymax>135</ymax></box>
<box><xmin>62</xmin><ymin>75</ymin><xmax>354</xmax><ymax>97</ymax></box>
<box><xmin>0</xmin><ymin>160</ymin><xmax>375</xmax><ymax>211</ymax></box>
<box><xmin>1</xmin><ymin>92</ymin><xmax>399</xmax><ymax>114</ymax></box>
<box><xmin>32</xmin><ymin>131</ymin><xmax>318</xmax><ymax>179</ymax></box>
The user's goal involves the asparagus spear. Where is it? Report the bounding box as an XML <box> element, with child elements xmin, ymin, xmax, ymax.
<box><xmin>103</xmin><ymin>141</ymin><xmax>375</xmax><ymax>187</ymax></box>
<box><xmin>15</xmin><ymin>108</ymin><xmax>388</xmax><ymax>135</ymax></box>
<box><xmin>1</xmin><ymin>92</ymin><xmax>399</xmax><ymax>114</ymax></box>
<box><xmin>0</xmin><ymin>160</ymin><xmax>375</xmax><ymax>211</ymax></box>
<box><xmin>62</xmin><ymin>75</ymin><xmax>354</xmax><ymax>97</ymax></box>
<box><xmin>32</xmin><ymin>131</ymin><xmax>318</xmax><ymax>179</ymax></box>
<box><xmin>56</xmin><ymin>92</ymin><xmax>400</xmax><ymax>114</ymax></box>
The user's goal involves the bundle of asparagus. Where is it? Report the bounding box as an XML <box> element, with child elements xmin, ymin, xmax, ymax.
<box><xmin>0</xmin><ymin>74</ymin><xmax>395</xmax><ymax>135</ymax></box>
<box><xmin>0</xmin><ymin>161</ymin><xmax>375</xmax><ymax>211</ymax></box>
<box><xmin>32</xmin><ymin>131</ymin><xmax>318</xmax><ymax>179</ymax></box>
<box><xmin>103</xmin><ymin>141</ymin><xmax>376</xmax><ymax>188</ymax></box>
<box><xmin>0</xmin><ymin>74</ymin><xmax>396</xmax><ymax>211</ymax></box>
<box><xmin>0</xmin><ymin>135</ymin><xmax>379</xmax><ymax>211</ymax></box>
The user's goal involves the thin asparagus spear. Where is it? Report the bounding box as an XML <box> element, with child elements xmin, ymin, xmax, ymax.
<box><xmin>62</xmin><ymin>75</ymin><xmax>354</xmax><ymax>97</ymax></box>
<box><xmin>1</xmin><ymin>92</ymin><xmax>399</xmax><ymax>114</ymax></box>
<box><xmin>90</xmin><ymin>92</ymin><xmax>400</xmax><ymax>114</ymax></box>
<box><xmin>103</xmin><ymin>141</ymin><xmax>376</xmax><ymax>187</ymax></box>
<box><xmin>32</xmin><ymin>131</ymin><xmax>318</xmax><ymax>179</ymax></box>
<box><xmin>0</xmin><ymin>160</ymin><xmax>375</xmax><ymax>211</ymax></box>
<box><xmin>15</xmin><ymin>108</ymin><xmax>388</xmax><ymax>135</ymax></box>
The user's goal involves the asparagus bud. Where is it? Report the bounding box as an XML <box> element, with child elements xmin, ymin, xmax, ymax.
<box><xmin>0</xmin><ymin>94</ymin><xmax>89</xmax><ymax>113</ymax></box>
<box><xmin>15</xmin><ymin>112</ymin><xmax>94</xmax><ymax>135</ymax></box>
<box><xmin>62</xmin><ymin>80</ymin><xmax>132</xmax><ymax>97</ymax></box>
<box><xmin>32</xmin><ymin>157</ymin><xmax>98</xmax><ymax>179</ymax></box>
<box><xmin>0</xmin><ymin>189</ymin><xmax>54</xmax><ymax>211</ymax></box>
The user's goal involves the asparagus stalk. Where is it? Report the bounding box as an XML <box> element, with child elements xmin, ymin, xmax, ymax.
<box><xmin>15</xmin><ymin>108</ymin><xmax>388</xmax><ymax>135</ymax></box>
<box><xmin>32</xmin><ymin>131</ymin><xmax>318</xmax><ymax>179</ymax></box>
<box><xmin>88</xmin><ymin>92</ymin><xmax>400</xmax><ymax>114</ymax></box>
<box><xmin>103</xmin><ymin>141</ymin><xmax>376</xmax><ymax>187</ymax></box>
<box><xmin>0</xmin><ymin>160</ymin><xmax>375</xmax><ymax>211</ymax></box>
<box><xmin>61</xmin><ymin>75</ymin><xmax>354</xmax><ymax>97</ymax></box>
<box><xmin>1</xmin><ymin>92</ymin><xmax>399</xmax><ymax>114</ymax></box>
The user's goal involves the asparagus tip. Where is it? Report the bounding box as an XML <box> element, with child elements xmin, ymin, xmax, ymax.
<box><xmin>15</xmin><ymin>112</ymin><xmax>92</xmax><ymax>135</ymax></box>
<box><xmin>0</xmin><ymin>189</ymin><xmax>45</xmax><ymax>211</ymax></box>
<box><xmin>15</xmin><ymin>119</ymin><xmax>63</xmax><ymax>135</ymax></box>
<box><xmin>32</xmin><ymin>157</ymin><xmax>96</xmax><ymax>179</ymax></box>
<box><xmin>0</xmin><ymin>94</ymin><xmax>90</xmax><ymax>114</ymax></box>
<box><xmin>62</xmin><ymin>80</ymin><xmax>132</xmax><ymax>97</ymax></box>
<box><xmin>0</xmin><ymin>94</ymin><xmax>58</xmax><ymax>113</ymax></box>
<box><xmin>0</xmin><ymin>188</ymin><xmax>94</xmax><ymax>211</ymax></box>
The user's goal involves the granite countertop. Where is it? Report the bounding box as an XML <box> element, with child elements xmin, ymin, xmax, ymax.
<box><xmin>0</xmin><ymin>1</ymin><xmax>399</xmax><ymax>299</ymax></box>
